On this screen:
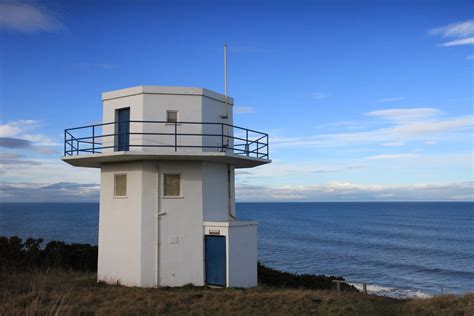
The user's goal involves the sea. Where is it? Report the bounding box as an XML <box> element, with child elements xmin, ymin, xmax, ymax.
<box><xmin>1</xmin><ymin>202</ymin><xmax>472</xmax><ymax>299</ymax></box>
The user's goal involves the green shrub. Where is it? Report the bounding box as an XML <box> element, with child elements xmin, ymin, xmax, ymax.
<box><xmin>0</xmin><ymin>236</ymin><xmax>97</xmax><ymax>272</ymax></box>
<box><xmin>258</xmin><ymin>262</ymin><xmax>356</xmax><ymax>291</ymax></box>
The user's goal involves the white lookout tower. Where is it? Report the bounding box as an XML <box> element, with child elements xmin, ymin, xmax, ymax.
<box><xmin>62</xmin><ymin>85</ymin><xmax>270</xmax><ymax>288</ymax></box>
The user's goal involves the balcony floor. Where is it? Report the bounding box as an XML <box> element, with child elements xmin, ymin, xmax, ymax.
<box><xmin>62</xmin><ymin>151</ymin><xmax>271</xmax><ymax>168</ymax></box>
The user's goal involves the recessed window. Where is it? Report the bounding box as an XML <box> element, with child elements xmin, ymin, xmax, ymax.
<box><xmin>164</xmin><ymin>174</ymin><xmax>180</xmax><ymax>196</ymax></box>
<box><xmin>167</xmin><ymin>110</ymin><xmax>178</xmax><ymax>123</ymax></box>
<box><xmin>114</xmin><ymin>174</ymin><xmax>127</xmax><ymax>197</ymax></box>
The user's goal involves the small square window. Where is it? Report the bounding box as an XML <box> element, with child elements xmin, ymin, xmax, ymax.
<box><xmin>114</xmin><ymin>174</ymin><xmax>127</xmax><ymax>197</ymax></box>
<box><xmin>164</xmin><ymin>174</ymin><xmax>180</xmax><ymax>196</ymax></box>
<box><xmin>167</xmin><ymin>111</ymin><xmax>178</xmax><ymax>123</ymax></box>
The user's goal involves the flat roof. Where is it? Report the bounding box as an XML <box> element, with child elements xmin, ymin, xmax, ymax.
<box><xmin>102</xmin><ymin>85</ymin><xmax>234</xmax><ymax>104</ymax></box>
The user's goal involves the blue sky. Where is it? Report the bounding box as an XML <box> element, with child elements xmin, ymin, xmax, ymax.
<box><xmin>0</xmin><ymin>0</ymin><xmax>473</xmax><ymax>202</ymax></box>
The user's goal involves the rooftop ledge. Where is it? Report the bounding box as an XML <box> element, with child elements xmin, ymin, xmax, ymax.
<box><xmin>62</xmin><ymin>151</ymin><xmax>271</xmax><ymax>168</ymax></box>
<box><xmin>102</xmin><ymin>85</ymin><xmax>234</xmax><ymax>104</ymax></box>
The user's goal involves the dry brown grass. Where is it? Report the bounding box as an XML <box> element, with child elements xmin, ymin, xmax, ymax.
<box><xmin>1</xmin><ymin>270</ymin><xmax>472</xmax><ymax>316</ymax></box>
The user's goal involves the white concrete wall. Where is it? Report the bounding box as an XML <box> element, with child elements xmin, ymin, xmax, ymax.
<box><xmin>98</xmin><ymin>161</ymin><xmax>145</xmax><ymax>286</ymax></box>
<box><xmin>102</xmin><ymin>94</ymin><xmax>144</xmax><ymax>153</ymax></box>
<box><xmin>140</xmin><ymin>162</ymin><xmax>159</xmax><ymax>287</ymax></box>
<box><xmin>100</xmin><ymin>86</ymin><xmax>234</xmax><ymax>155</ymax></box>
<box><xmin>99</xmin><ymin>160</ymin><xmax>208</xmax><ymax>287</ymax></box>
<box><xmin>202</xmin><ymin>162</ymin><xmax>230</xmax><ymax>221</ymax></box>
<box><xmin>201</xmin><ymin>96</ymin><xmax>233</xmax><ymax>152</ymax></box>
<box><xmin>157</xmin><ymin>161</ymin><xmax>205</xmax><ymax>286</ymax></box>
<box><xmin>142</xmin><ymin>94</ymin><xmax>203</xmax><ymax>153</ymax></box>
<box><xmin>227</xmin><ymin>224</ymin><xmax>258</xmax><ymax>288</ymax></box>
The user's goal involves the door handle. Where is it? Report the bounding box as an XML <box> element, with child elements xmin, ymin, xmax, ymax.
<box><xmin>158</xmin><ymin>211</ymin><xmax>167</xmax><ymax>216</ymax></box>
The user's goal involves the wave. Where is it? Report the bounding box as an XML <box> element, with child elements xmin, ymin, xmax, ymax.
<box><xmin>349</xmin><ymin>282</ymin><xmax>433</xmax><ymax>299</ymax></box>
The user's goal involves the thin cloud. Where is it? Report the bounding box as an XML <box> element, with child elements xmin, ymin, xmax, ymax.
<box><xmin>466</xmin><ymin>55</ymin><xmax>474</xmax><ymax>60</ymax></box>
<box><xmin>0</xmin><ymin>120</ymin><xmax>37</xmax><ymax>137</ymax></box>
<box><xmin>236</xmin><ymin>181</ymin><xmax>474</xmax><ymax>202</ymax></box>
<box><xmin>0</xmin><ymin>2</ymin><xmax>64</xmax><ymax>33</ymax></box>
<box><xmin>271</xmin><ymin>108</ymin><xmax>473</xmax><ymax>150</ymax></box>
<box><xmin>430</xmin><ymin>20</ymin><xmax>474</xmax><ymax>38</ymax></box>
<box><xmin>0</xmin><ymin>181</ymin><xmax>99</xmax><ymax>202</ymax></box>
<box><xmin>0</xmin><ymin>120</ymin><xmax>61</xmax><ymax>153</ymax></box>
<box><xmin>0</xmin><ymin>152</ymin><xmax>41</xmax><ymax>166</ymax></box>
<box><xmin>440</xmin><ymin>38</ymin><xmax>474</xmax><ymax>47</ymax></box>
<box><xmin>366</xmin><ymin>108</ymin><xmax>440</xmax><ymax>122</ymax></box>
<box><xmin>365</xmin><ymin>153</ymin><xmax>418</xmax><ymax>160</ymax></box>
<box><xmin>0</xmin><ymin>137</ymin><xmax>57</xmax><ymax>154</ymax></box>
<box><xmin>310</xmin><ymin>92</ymin><xmax>330</xmax><ymax>100</ymax></box>
<box><xmin>380</xmin><ymin>142</ymin><xmax>404</xmax><ymax>147</ymax></box>
<box><xmin>234</xmin><ymin>106</ymin><xmax>256</xmax><ymax>114</ymax></box>
<box><xmin>376</xmin><ymin>97</ymin><xmax>405</xmax><ymax>103</ymax></box>
<box><xmin>430</xmin><ymin>20</ymin><xmax>474</xmax><ymax>47</ymax></box>
<box><xmin>313</xmin><ymin>165</ymin><xmax>366</xmax><ymax>174</ymax></box>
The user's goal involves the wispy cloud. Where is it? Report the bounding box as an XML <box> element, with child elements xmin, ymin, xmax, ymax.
<box><xmin>466</xmin><ymin>55</ymin><xmax>474</xmax><ymax>60</ymax></box>
<box><xmin>0</xmin><ymin>182</ymin><xmax>99</xmax><ymax>202</ymax></box>
<box><xmin>430</xmin><ymin>20</ymin><xmax>474</xmax><ymax>47</ymax></box>
<box><xmin>310</xmin><ymin>92</ymin><xmax>331</xmax><ymax>100</ymax></box>
<box><xmin>366</xmin><ymin>108</ymin><xmax>440</xmax><ymax>122</ymax></box>
<box><xmin>0</xmin><ymin>120</ymin><xmax>61</xmax><ymax>151</ymax></box>
<box><xmin>0</xmin><ymin>152</ymin><xmax>41</xmax><ymax>166</ymax></box>
<box><xmin>440</xmin><ymin>38</ymin><xmax>474</xmax><ymax>47</ymax></box>
<box><xmin>236</xmin><ymin>181</ymin><xmax>474</xmax><ymax>202</ymax></box>
<box><xmin>380</xmin><ymin>142</ymin><xmax>404</xmax><ymax>147</ymax></box>
<box><xmin>0</xmin><ymin>2</ymin><xmax>64</xmax><ymax>33</ymax></box>
<box><xmin>376</xmin><ymin>97</ymin><xmax>405</xmax><ymax>103</ymax></box>
<box><xmin>234</xmin><ymin>106</ymin><xmax>256</xmax><ymax>114</ymax></box>
<box><xmin>272</xmin><ymin>108</ymin><xmax>473</xmax><ymax>149</ymax></box>
<box><xmin>0</xmin><ymin>120</ymin><xmax>37</xmax><ymax>137</ymax></box>
<box><xmin>430</xmin><ymin>20</ymin><xmax>474</xmax><ymax>38</ymax></box>
<box><xmin>365</xmin><ymin>153</ymin><xmax>418</xmax><ymax>160</ymax></box>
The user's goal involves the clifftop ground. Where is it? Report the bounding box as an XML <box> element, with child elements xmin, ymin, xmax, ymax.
<box><xmin>1</xmin><ymin>236</ymin><xmax>472</xmax><ymax>315</ymax></box>
<box><xmin>1</xmin><ymin>270</ymin><xmax>472</xmax><ymax>315</ymax></box>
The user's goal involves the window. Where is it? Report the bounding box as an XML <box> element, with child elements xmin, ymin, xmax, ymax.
<box><xmin>164</xmin><ymin>174</ymin><xmax>180</xmax><ymax>197</ymax></box>
<box><xmin>114</xmin><ymin>174</ymin><xmax>127</xmax><ymax>197</ymax></box>
<box><xmin>167</xmin><ymin>110</ymin><xmax>178</xmax><ymax>123</ymax></box>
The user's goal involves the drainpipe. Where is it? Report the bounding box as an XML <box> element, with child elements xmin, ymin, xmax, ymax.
<box><xmin>228</xmin><ymin>164</ymin><xmax>236</xmax><ymax>220</ymax></box>
<box><xmin>156</xmin><ymin>165</ymin><xmax>167</xmax><ymax>287</ymax></box>
<box><xmin>224</xmin><ymin>45</ymin><xmax>235</xmax><ymax>221</ymax></box>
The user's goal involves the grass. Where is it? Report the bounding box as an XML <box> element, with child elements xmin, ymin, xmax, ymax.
<box><xmin>1</xmin><ymin>269</ymin><xmax>473</xmax><ymax>315</ymax></box>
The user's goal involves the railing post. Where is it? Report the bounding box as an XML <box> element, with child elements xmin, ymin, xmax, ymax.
<box><xmin>221</xmin><ymin>123</ymin><xmax>224</xmax><ymax>152</ymax></box>
<box><xmin>76</xmin><ymin>139</ymin><xmax>79</xmax><ymax>155</ymax></box>
<box><xmin>92</xmin><ymin>125</ymin><xmax>95</xmax><ymax>154</ymax></box>
<box><xmin>266</xmin><ymin>134</ymin><xmax>269</xmax><ymax>159</ymax></box>
<box><xmin>64</xmin><ymin>130</ymin><xmax>66</xmax><ymax>156</ymax></box>
<box><xmin>174</xmin><ymin>122</ymin><xmax>177</xmax><ymax>152</ymax></box>
<box><xmin>246</xmin><ymin>130</ymin><xmax>249</xmax><ymax>156</ymax></box>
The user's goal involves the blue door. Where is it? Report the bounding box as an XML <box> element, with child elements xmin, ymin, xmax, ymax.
<box><xmin>205</xmin><ymin>236</ymin><xmax>226</xmax><ymax>286</ymax></box>
<box><xmin>116</xmin><ymin>108</ymin><xmax>130</xmax><ymax>151</ymax></box>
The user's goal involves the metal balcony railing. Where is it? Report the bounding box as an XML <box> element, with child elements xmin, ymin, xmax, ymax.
<box><xmin>64</xmin><ymin>121</ymin><xmax>269</xmax><ymax>159</ymax></box>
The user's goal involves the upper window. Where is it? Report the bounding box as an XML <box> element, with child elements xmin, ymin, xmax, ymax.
<box><xmin>164</xmin><ymin>174</ymin><xmax>180</xmax><ymax>197</ymax></box>
<box><xmin>167</xmin><ymin>111</ymin><xmax>178</xmax><ymax>123</ymax></box>
<box><xmin>114</xmin><ymin>174</ymin><xmax>127</xmax><ymax>197</ymax></box>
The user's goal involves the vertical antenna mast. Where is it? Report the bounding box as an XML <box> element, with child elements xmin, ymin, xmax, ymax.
<box><xmin>224</xmin><ymin>44</ymin><xmax>228</xmax><ymax>106</ymax></box>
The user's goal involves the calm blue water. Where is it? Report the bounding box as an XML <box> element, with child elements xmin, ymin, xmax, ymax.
<box><xmin>1</xmin><ymin>202</ymin><xmax>472</xmax><ymax>296</ymax></box>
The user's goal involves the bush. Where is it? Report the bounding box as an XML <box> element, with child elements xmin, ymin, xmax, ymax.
<box><xmin>258</xmin><ymin>262</ymin><xmax>356</xmax><ymax>291</ymax></box>
<box><xmin>0</xmin><ymin>236</ymin><xmax>97</xmax><ymax>272</ymax></box>
<box><xmin>0</xmin><ymin>236</ymin><xmax>355</xmax><ymax>291</ymax></box>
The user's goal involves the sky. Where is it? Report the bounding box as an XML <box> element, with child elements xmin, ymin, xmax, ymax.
<box><xmin>0</xmin><ymin>0</ymin><xmax>473</xmax><ymax>202</ymax></box>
